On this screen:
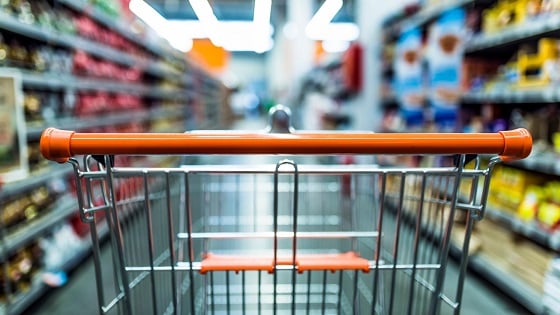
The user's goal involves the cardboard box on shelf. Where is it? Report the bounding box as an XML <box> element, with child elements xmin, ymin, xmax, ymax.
<box><xmin>476</xmin><ymin>219</ymin><xmax>554</xmax><ymax>294</ymax></box>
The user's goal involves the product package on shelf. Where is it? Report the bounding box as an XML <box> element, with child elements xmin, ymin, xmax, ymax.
<box><xmin>39</xmin><ymin>223</ymin><xmax>84</xmax><ymax>287</ymax></box>
<box><xmin>461</xmin><ymin>57</ymin><xmax>501</xmax><ymax>93</ymax></box>
<box><xmin>426</xmin><ymin>8</ymin><xmax>466</xmax><ymax>130</ymax></box>
<box><xmin>394</xmin><ymin>27</ymin><xmax>425</xmax><ymax>129</ymax></box>
<box><xmin>518</xmin><ymin>181</ymin><xmax>560</xmax><ymax>231</ymax></box>
<box><xmin>482</xmin><ymin>0</ymin><xmax>560</xmax><ymax>35</ymax></box>
<box><xmin>489</xmin><ymin>164</ymin><xmax>543</xmax><ymax>213</ymax></box>
<box><xmin>0</xmin><ymin>241</ymin><xmax>44</xmax><ymax>300</ymax></box>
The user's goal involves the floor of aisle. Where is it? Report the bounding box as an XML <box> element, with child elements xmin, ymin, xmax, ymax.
<box><xmin>26</xmin><ymin>117</ymin><xmax>531</xmax><ymax>315</ymax></box>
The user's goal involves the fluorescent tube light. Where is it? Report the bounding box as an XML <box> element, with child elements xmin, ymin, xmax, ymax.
<box><xmin>130</xmin><ymin>0</ymin><xmax>193</xmax><ymax>52</ymax></box>
<box><xmin>167</xmin><ymin>20</ymin><xmax>273</xmax><ymax>52</ymax></box>
<box><xmin>132</xmin><ymin>0</ymin><xmax>274</xmax><ymax>53</ymax></box>
<box><xmin>221</xmin><ymin>37</ymin><xmax>274</xmax><ymax>53</ymax></box>
<box><xmin>188</xmin><ymin>0</ymin><xmax>218</xmax><ymax>24</ymax></box>
<box><xmin>129</xmin><ymin>0</ymin><xmax>169</xmax><ymax>32</ymax></box>
<box><xmin>166</xmin><ymin>34</ymin><xmax>194</xmax><ymax>52</ymax></box>
<box><xmin>322</xmin><ymin>39</ymin><xmax>350</xmax><ymax>53</ymax></box>
<box><xmin>254</xmin><ymin>0</ymin><xmax>272</xmax><ymax>28</ymax></box>
<box><xmin>307</xmin><ymin>22</ymin><xmax>359</xmax><ymax>41</ymax></box>
<box><xmin>188</xmin><ymin>0</ymin><xmax>221</xmax><ymax>45</ymax></box>
<box><xmin>306</xmin><ymin>0</ymin><xmax>343</xmax><ymax>34</ymax></box>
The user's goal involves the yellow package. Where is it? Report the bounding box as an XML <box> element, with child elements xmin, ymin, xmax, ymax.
<box><xmin>537</xmin><ymin>202</ymin><xmax>560</xmax><ymax>230</ymax></box>
<box><xmin>517</xmin><ymin>185</ymin><xmax>543</xmax><ymax>221</ymax></box>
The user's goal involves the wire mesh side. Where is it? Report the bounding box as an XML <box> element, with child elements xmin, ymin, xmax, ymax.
<box><xmin>71</xmin><ymin>155</ymin><xmax>493</xmax><ymax>315</ymax></box>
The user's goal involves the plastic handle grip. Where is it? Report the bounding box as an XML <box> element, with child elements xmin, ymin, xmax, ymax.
<box><xmin>40</xmin><ymin>127</ymin><xmax>532</xmax><ymax>163</ymax></box>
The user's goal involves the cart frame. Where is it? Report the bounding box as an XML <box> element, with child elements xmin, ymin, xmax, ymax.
<box><xmin>39</xmin><ymin>106</ymin><xmax>532</xmax><ymax>315</ymax></box>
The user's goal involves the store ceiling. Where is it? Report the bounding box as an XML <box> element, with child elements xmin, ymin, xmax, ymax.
<box><xmin>138</xmin><ymin>0</ymin><xmax>357</xmax><ymax>53</ymax></box>
<box><xmin>145</xmin><ymin>0</ymin><xmax>355</xmax><ymax>26</ymax></box>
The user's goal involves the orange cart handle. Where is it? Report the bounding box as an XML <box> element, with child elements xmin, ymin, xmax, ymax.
<box><xmin>40</xmin><ymin>127</ymin><xmax>532</xmax><ymax>163</ymax></box>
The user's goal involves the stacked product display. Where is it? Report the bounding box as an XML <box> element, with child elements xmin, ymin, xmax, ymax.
<box><xmin>0</xmin><ymin>1</ymin><xmax>227</xmax><ymax>314</ymax></box>
<box><xmin>381</xmin><ymin>0</ymin><xmax>560</xmax><ymax>314</ymax></box>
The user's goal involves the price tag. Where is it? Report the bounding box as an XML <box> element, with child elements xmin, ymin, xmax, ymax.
<box><xmin>0</xmin><ymin>69</ymin><xmax>27</xmax><ymax>183</ymax></box>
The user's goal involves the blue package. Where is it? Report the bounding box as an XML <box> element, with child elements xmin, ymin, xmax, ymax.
<box><xmin>394</xmin><ymin>28</ymin><xmax>425</xmax><ymax>128</ymax></box>
<box><xmin>426</xmin><ymin>8</ymin><xmax>466</xmax><ymax>130</ymax></box>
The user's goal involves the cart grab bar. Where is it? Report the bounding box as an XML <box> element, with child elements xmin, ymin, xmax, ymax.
<box><xmin>40</xmin><ymin>127</ymin><xmax>532</xmax><ymax>163</ymax></box>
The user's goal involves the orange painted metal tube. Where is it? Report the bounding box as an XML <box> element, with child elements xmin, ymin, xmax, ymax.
<box><xmin>40</xmin><ymin>127</ymin><xmax>532</xmax><ymax>163</ymax></box>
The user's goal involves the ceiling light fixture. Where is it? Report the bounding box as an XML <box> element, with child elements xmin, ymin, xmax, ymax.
<box><xmin>129</xmin><ymin>0</ymin><xmax>193</xmax><ymax>52</ymax></box>
<box><xmin>253</xmin><ymin>0</ymin><xmax>273</xmax><ymax>53</ymax></box>
<box><xmin>322</xmin><ymin>39</ymin><xmax>350</xmax><ymax>53</ymax></box>
<box><xmin>187</xmin><ymin>0</ymin><xmax>273</xmax><ymax>53</ymax></box>
<box><xmin>305</xmin><ymin>0</ymin><xmax>358</xmax><ymax>42</ymax></box>
<box><xmin>308</xmin><ymin>22</ymin><xmax>359</xmax><ymax>41</ymax></box>
<box><xmin>129</xmin><ymin>0</ymin><xmax>168</xmax><ymax>32</ymax></box>
<box><xmin>188</xmin><ymin>0</ymin><xmax>221</xmax><ymax>45</ymax></box>
<box><xmin>254</xmin><ymin>0</ymin><xmax>272</xmax><ymax>28</ymax></box>
<box><xmin>131</xmin><ymin>0</ymin><xmax>274</xmax><ymax>53</ymax></box>
<box><xmin>306</xmin><ymin>0</ymin><xmax>343</xmax><ymax>35</ymax></box>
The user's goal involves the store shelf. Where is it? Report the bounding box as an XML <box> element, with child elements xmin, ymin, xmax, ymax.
<box><xmin>147</xmin><ymin>87</ymin><xmax>185</xmax><ymax>100</ymax></box>
<box><xmin>400</xmin><ymin>0</ymin><xmax>473</xmax><ymax>31</ymax></box>
<box><xmin>2</xmin><ymin>195</ymin><xmax>77</xmax><ymax>257</ymax></box>
<box><xmin>0</xmin><ymin>11</ymin><xmax>172</xmax><ymax>79</ymax></box>
<box><xmin>58</xmin><ymin>0</ymin><xmax>184</xmax><ymax>62</ymax></box>
<box><xmin>466</xmin><ymin>15</ymin><xmax>560</xmax><ymax>53</ymax></box>
<box><xmin>505</xmin><ymin>154</ymin><xmax>560</xmax><ymax>177</ymax></box>
<box><xmin>465</xmin><ymin>253</ymin><xmax>545</xmax><ymax>315</ymax></box>
<box><xmin>145</xmin><ymin>62</ymin><xmax>182</xmax><ymax>80</ymax></box>
<box><xmin>22</xmin><ymin>71</ymin><xmax>147</xmax><ymax>93</ymax></box>
<box><xmin>0</xmin><ymin>167</ymin><xmax>72</xmax><ymax>200</ymax></box>
<box><xmin>3</xmin><ymin>276</ymin><xmax>48</xmax><ymax>315</ymax></box>
<box><xmin>462</xmin><ymin>87</ymin><xmax>560</xmax><ymax>103</ymax></box>
<box><xmin>3</xmin><ymin>221</ymin><xmax>109</xmax><ymax>315</ymax></box>
<box><xmin>387</xmin><ymin>198</ymin><xmax>545</xmax><ymax>314</ymax></box>
<box><xmin>27</xmin><ymin>111</ymin><xmax>147</xmax><ymax>138</ymax></box>
<box><xmin>22</xmin><ymin>71</ymin><xmax>187</xmax><ymax>102</ymax></box>
<box><xmin>484</xmin><ymin>207</ymin><xmax>560</xmax><ymax>251</ymax></box>
<box><xmin>26</xmin><ymin>106</ymin><xmax>185</xmax><ymax>139</ymax></box>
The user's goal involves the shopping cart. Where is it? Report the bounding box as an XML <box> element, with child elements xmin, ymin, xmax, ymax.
<box><xmin>39</xmin><ymin>106</ymin><xmax>532</xmax><ymax>315</ymax></box>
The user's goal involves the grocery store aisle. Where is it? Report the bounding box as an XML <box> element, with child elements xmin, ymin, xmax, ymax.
<box><xmin>27</xmin><ymin>117</ymin><xmax>530</xmax><ymax>315</ymax></box>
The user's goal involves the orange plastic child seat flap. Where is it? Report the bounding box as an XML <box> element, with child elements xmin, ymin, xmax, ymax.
<box><xmin>199</xmin><ymin>252</ymin><xmax>369</xmax><ymax>274</ymax></box>
<box><xmin>200</xmin><ymin>253</ymin><xmax>275</xmax><ymax>274</ymax></box>
<box><xmin>296</xmin><ymin>252</ymin><xmax>370</xmax><ymax>273</ymax></box>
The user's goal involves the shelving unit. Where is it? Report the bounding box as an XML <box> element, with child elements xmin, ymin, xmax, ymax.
<box><xmin>462</xmin><ymin>88</ymin><xmax>560</xmax><ymax>103</ymax></box>
<box><xmin>26</xmin><ymin>106</ymin><xmax>186</xmax><ymax>139</ymax></box>
<box><xmin>466</xmin><ymin>15</ymin><xmax>560</xmax><ymax>53</ymax></box>
<box><xmin>56</xmin><ymin>0</ymin><xmax>183</xmax><ymax>61</ymax></box>
<box><xmin>2</xmin><ymin>195</ymin><xmax>77</xmax><ymax>257</ymax></box>
<box><xmin>465</xmin><ymin>251</ymin><xmax>545</xmax><ymax>315</ymax></box>
<box><xmin>382</xmin><ymin>0</ymin><xmax>474</xmax><ymax>40</ymax></box>
<box><xmin>506</xmin><ymin>155</ymin><xmax>560</xmax><ymax>177</ymax></box>
<box><xmin>388</xmin><ymin>184</ymin><xmax>549</xmax><ymax>314</ymax></box>
<box><xmin>402</xmin><ymin>0</ymin><xmax>474</xmax><ymax>30</ymax></box>
<box><xmin>484</xmin><ymin>207</ymin><xmax>560</xmax><ymax>251</ymax></box>
<box><xmin>21</xmin><ymin>71</ymin><xmax>147</xmax><ymax>94</ymax></box>
<box><xmin>0</xmin><ymin>1</ymin><xmax>226</xmax><ymax>314</ymax></box>
<box><xmin>380</xmin><ymin>1</ymin><xmax>560</xmax><ymax>314</ymax></box>
<box><xmin>2</xmin><ymin>222</ymin><xmax>109</xmax><ymax>315</ymax></box>
<box><xmin>20</xmin><ymin>71</ymin><xmax>185</xmax><ymax>107</ymax></box>
<box><xmin>0</xmin><ymin>168</ymin><xmax>72</xmax><ymax>199</ymax></box>
<box><xmin>0</xmin><ymin>11</ymin><xmax>176</xmax><ymax>79</ymax></box>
